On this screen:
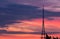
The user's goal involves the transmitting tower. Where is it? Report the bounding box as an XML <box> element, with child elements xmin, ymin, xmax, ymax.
<box><xmin>41</xmin><ymin>0</ymin><xmax>46</xmax><ymax>39</ymax></box>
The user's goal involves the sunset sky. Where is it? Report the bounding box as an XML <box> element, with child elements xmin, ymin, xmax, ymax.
<box><xmin>0</xmin><ymin>0</ymin><xmax>60</xmax><ymax>33</ymax></box>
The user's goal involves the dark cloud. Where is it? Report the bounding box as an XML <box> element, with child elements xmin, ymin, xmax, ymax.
<box><xmin>0</xmin><ymin>3</ymin><xmax>41</xmax><ymax>19</ymax></box>
<box><xmin>0</xmin><ymin>0</ymin><xmax>9</xmax><ymax>7</ymax></box>
<box><xmin>0</xmin><ymin>3</ymin><xmax>42</xmax><ymax>27</ymax></box>
<box><xmin>44</xmin><ymin>10</ymin><xmax>60</xmax><ymax>20</ymax></box>
<box><xmin>44</xmin><ymin>10</ymin><xmax>60</xmax><ymax>17</ymax></box>
<box><xmin>0</xmin><ymin>30</ymin><xmax>41</xmax><ymax>34</ymax></box>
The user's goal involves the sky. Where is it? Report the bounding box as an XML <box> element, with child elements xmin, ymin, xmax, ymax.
<box><xmin>0</xmin><ymin>0</ymin><xmax>60</xmax><ymax>34</ymax></box>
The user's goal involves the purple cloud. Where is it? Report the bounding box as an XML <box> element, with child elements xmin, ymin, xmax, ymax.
<box><xmin>7</xmin><ymin>0</ymin><xmax>60</xmax><ymax>12</ymax></box>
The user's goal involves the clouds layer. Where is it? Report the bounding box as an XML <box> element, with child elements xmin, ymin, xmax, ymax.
<box><xmin>0</xmin><ymin>3</ymin><xmax>60</xmax><ymax>27</ymax></box>
<box><xmin>7</xmin><ymin>0</ymin><xmax>60</xmax><ymax>12</ymax></box>
<box><xmin>0</xmin><ymin>0</ymin><xmax>60</xmax><ymax>33</ymax></box>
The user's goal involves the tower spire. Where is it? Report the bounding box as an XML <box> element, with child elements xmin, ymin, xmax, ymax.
<box><xmin>41</xmin><ymin>0</ymin><xmax>46</xmax><ymax>39</ymax></box>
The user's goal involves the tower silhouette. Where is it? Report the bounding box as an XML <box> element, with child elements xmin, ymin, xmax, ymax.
<box><xmin>41</xmin><ymin>0</ymin><xmax>46</xmax><ymax>39</ymax></box>
<box><xmin>41</xmin><ymin>6</ymin><xmax>46</xmax><ymax>39</ymax></box>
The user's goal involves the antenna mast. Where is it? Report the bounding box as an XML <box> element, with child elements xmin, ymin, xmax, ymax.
<box><xmin>41</xmin><ymin>0</ymin><xmax>46</xmax><ymax>39</ymax></box>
